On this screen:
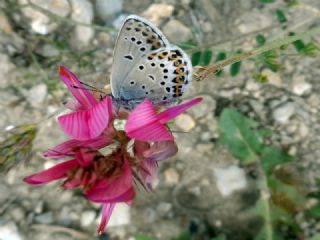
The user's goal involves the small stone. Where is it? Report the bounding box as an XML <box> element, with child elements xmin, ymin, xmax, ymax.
<box><xmin>307</xmin><ymin>94</ymin><xmax>320</xmax><ymax>108</ymax></box>
<box><xmin>163</xmin><ymin>19</ymin><xmax>192</xmax><ymax>43</ymax></box>
<box><xmin>164</xmin><ymin>168</ymin><xmax>180</xmax><ymax>186</ymax></box>
<box><xmin>214</xmin><ymin>165</ymin><xmax>247</xmax><ymax>197</ymax></box>
<box><xmin>0</xmin><ymin>11</ymin><xmax>13</xmax><ymax>33</ymax></box>
<box><xmin>10</xmin><ymin>207</ymin><xmax>26</xmax><ymax>223</ymax></box>
<box><xmin>70</xmin><ymin>0</ymin><xmax>94</xmax><ymax>46</ymax></box>
<box><xmin>156</xmin><ymin>202</ymin><xmax>172</xmax><ymax>217</ymax></box>
<box><xmin>262</xmin><ymin>69</ymin><xmax>283</xmax><ymax>87</ymax></box>
<box><xmin>175</xmin><ymin>114</ymin><xmax>196</xmax><ymax>132</ymax></box>
<box><xmin>19</xmin><ymin>0</ymin><xmax>70</xmax><ymax>35</ymax></box>
<box><xmin>298</xmin><ymin>122</ymin><xmax>309</xmax><ymax>139</ymax></box>
<box><xmin>0</xmin><ymin>54</ymin><xmax>15</xmax><ymax>87</ymax></box>
<box><xmin>272</xmin><ymin>102</ymin><xmax>295</xmax><ymax>124</ymax></box>
<box><xmin>292</xmin><ymin>75</ymin><xmax>312</xmax><ymax>96</ymax></box>
<box><xmin>0</xmin><ymin>222</ymin><xmax>23</xmax><ymax>240</ymax></box>
<box><xmin>26</xmin><ymin>84</ymin><xmax>47</xmax><ymax>107</ymax></box>
<box><xmin>95</xmin><ymin>0</ymin><xmax>123</xmax><ymax>22</ymax></box>
<box><xmin>246</xmin><ymin>79</ymin><xmax>261</xmax><ymax>91</ymax></box>
<box><xmin>142</xmin><ymin>4</ymin><xmax>174</xmax><ymax>25</ymax></box>
<box><xmin>102</xmin><ymin>203</ymin><xmax>130</xmax><ymax>227</ymax></box>
<box><xmin>80</xmin><ymin>210</ymin><xmax>96</xmax><ymax>227</ymax></box>
<box><xmin>36</xmin><ymin>44</ymin><xmax>60</xmax><ymax>57</ymax></box>
<box><xmin>34</xmin><ymin>212</ymin><xmax>53</xmax><ymax>224</ymax></box>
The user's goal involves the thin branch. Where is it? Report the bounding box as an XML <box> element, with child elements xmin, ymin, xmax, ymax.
<box><xmin>194</xmin><ymin>26</ymin><xmax>320</xmax><ymax>81</ymax></box>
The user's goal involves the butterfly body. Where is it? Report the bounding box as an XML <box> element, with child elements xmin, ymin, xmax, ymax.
<box><xmin>110</xmin><ymin>15</ymin><xmax>192</xmax><ymax>107</ymax></box>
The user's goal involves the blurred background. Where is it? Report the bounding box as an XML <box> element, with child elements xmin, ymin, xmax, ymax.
<box><xmin>0</xmin><ymin>0</ymin><xmax>320</xmax><ymax>239</ymax></box>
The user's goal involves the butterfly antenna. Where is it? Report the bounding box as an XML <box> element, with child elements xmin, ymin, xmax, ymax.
<box><xmin>71</xmin><ymin>84</ymin><xmax>106</xmax><ymax>94</ymax></box>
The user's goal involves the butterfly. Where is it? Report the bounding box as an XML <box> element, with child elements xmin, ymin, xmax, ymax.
<box><xmin>110</xmin><ymin>15</ymin><xmax>193</xmax><ymax>108</ymax></box>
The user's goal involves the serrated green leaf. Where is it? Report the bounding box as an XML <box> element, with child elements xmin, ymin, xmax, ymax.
<box><xmin>218</xmin><ymin>108</ymin><xmax>263</xmax><ymax>163</ymax></box>
<box><xmin>261</xmin><ymin>147</ymin><xmax>293</xmax><ymax>174</ymax></box>
<box><xmin>259</xmin><ymin>0</ymin><xmax>276</xmax><ymax>3</ymax></box>
<box><xmin>230</xmin><ymin>61</ymin><xmax>242</xmax><ymax>76</ymax></box>
<box><xmin>275</xmin><ymin>9</ymin><xmax>287</xmax><ymax>24</ymax></box>
<box><xmin>134</xmin><ymin>234</ymin><xmax>156</xmax><ymax>240</ymax></box>
<box><xmin>256</xmin><ymin>34</ymin><xmax>266</xmax><ymax>46</ymax></box>
<box><xmin>191</xmin><ymin>51</ymin><xmax>201</xmax><ymax>66</ymax></box>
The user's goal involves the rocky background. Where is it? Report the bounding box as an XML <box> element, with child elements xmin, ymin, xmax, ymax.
<box><xmin>0</xmin><ymin>0</ymin><xmax>320</xmax><ymax>239</ymax></box>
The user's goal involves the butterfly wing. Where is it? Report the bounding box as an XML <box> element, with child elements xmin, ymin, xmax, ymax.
<box><xmin>111</xmin><ymin>15</ymin><xmax>170</xmax><ymax>99</ymax></box>
<box><xmin>119</xmin><ymin>46</ymin><xmax>192</xmax><ymax>103</ymax></box>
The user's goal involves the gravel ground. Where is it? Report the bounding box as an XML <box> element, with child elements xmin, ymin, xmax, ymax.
<box><xmin>0</xmin><ymin>0</ymin><xmax>320</xmax><ymax>239</ymax></box>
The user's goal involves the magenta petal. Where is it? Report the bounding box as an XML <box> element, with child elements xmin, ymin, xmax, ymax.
<box><xmin>23</xmin><ymin>159</ymin><xmax>78</xmax><ymax>185</ymax></box>
<box><xmin>139</xmin><ymin>159</ymin><xmax>157</xmax><ymax>191</ymax></box>
<box><xmin>125</xmin><ymin>99</ymin><xmax>173</xmax><ymax>141</ymax></box>
<box><xmin>158</xmin><ymin>97</ymin><xmax>202</xmax><ymax>124</ymax></box>
<box><xmin>58</xmin><ymin>97</ymin><xmax>113</xmax><ymax>140</ymax></box>
<box><xmin>44</xmin><ymin>133</ymin><xmax>113</xmax><ymax>158</ymax></box>
<box><xmin>98</xmin><ymin>203</ymin><xmax>116</xmax><ymax>234</ymax></box>
<box><xmin>143</xmin><ymin>140</ymin><xmax>178</xmax><ymax>161</ymax></box>
<box><xmin>59</xmin><ymin>66</ymin><xmax>97</xmax><ymax>109</ymax></box>
<box><xmin>75</xmin><ymin>148</ymin><xmax>98</xmax><ymax>167</ymax></box>
<box><xmin>86</xmin><ymin>160</ymin><xmax>134</xmax><ymax>203</ymax></box>
<box><xmin>64</xmin><ymin>99</ymin><xmax>84</xmax><ymax>111</ymax></box>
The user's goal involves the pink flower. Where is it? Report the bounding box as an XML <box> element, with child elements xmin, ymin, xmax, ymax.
<box><xmin>24</xmin><ymin>148</ymin><xmax>134</xmax><ymax>233</ymax></box>
<box><xmin>58</xmin><ymin>66</ymin><xmax>113</xmax><ymax>141</ymax></box>
<box><xmin>24</xmin><ymin>66</ymin><xmax>202</xmax><ymax>233</ymax></box>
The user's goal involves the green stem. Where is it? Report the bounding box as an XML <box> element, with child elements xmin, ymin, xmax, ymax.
<box><xmin>257</xmin><ymin>161</ymin><xmax>273</xmax><ymax>240</ymax></box>
<box><xmin>195</xmin><ymin>26</ymin><xmax>320</xmax><ymax>81</ymax></box>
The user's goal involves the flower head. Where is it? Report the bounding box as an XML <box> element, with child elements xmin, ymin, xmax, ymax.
<box><xmin>24</xmin><ymin>66</ymin><xmax>202</xmax><ymax>233</ymax></box>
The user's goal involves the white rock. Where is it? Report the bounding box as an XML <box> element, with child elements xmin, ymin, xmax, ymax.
<box><xmin>71</xmin><ymin>0</ymin><xmax>94</xmax><ymax>46</ymax></box>
<box><xmin>26</xmin><ymin>83</ymin><xmax>47</xmax><ymax>107</ymax></box>
<box><xmin>19</xmin><ymin>0</ymin><xmax>70</xmax><ymax>35</ymax></box>
<box><xmin>0</xmin><ymin>223</ymin><xmax>23</xmax><ymax>240</ymax></box>
<box><xmin>262</xmin><ymin>69</ymin><xmax>283</xmax><ymax>87</ymax></box>
<box><xmin>101</xmin><ymin>203</ymin><xmax>130</xmax><ymax>227</ymax></box>
<box><xmin>164</xmin><ymin>168</ymin><xmax>180</xmax><ymax>186</ymax></box>
<box><xmin>272</xmin><ymin>102</ymin><xmax>296</xmax><ymax>124</ymax></box>
<box><xmin>157</xmin><ymin>202</ymin><xmax>172</xmax><ymax>217</ymax></box>
<box><xmin>292</xmin><ymin>75</ymin><xmax>312</xmax><ymax>96</ymax></box>
<box><xmin>163</xmin><ymin>19</ymin><xmax>192</xmax><ymax>43</ymax></box>
<box><xmin>298</xmin><ymin>122</ymin><xmax>309</xmax><ymax>139</ymax></box>
<box><xmin>175</xmin><ymin>114</ymin><xmax>196</xmax><ymax>132</ymax></box>
<box><xmin>80</xmin><ymin>210</ymin><xmax>96</xmax><ymax>227</ymax></box>
<box><xmin>142</xmin><ymin>3</ymin><xmax>174</xmax><ymax>25</ymax></box>
<box><xmin>214</xmin><ymin>165</ymin><xmax>247</xmax><ymax>197</ymax></box>
<box><xmin>95</xmin><ymin>0</ymin><xmax>123</xmax><ymax>21</ymax></box>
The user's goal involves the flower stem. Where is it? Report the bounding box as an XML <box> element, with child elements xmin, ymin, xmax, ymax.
<box><xmin>194</xmin><ymin>26</ymin><xmax>320</xmax><ymax>81</ymax></box>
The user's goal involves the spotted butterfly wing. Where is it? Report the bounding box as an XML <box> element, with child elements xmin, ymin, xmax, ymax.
<box><xmin>111</xmin><ymin>15</ymin><xmax>192</xmax><ymax>104</ymax></box>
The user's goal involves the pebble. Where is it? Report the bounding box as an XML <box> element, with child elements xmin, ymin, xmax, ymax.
<box><xmin>80</xmin><ymin>210</ymin><xmax>96</xmax><ymax>227</ymax></box>
<box><xmin>262</xmin><ymin>69</ymin><xmax>283</xmax><ymax>87</ymax></box>
<box><xmin>292</xmin><ymin>75</ymin><xmax>312</xmax><ymax>96</ymax></box>
<box><xmin>25</xmin><ymin>83</ymin><xmax>47</xmax><ymax>108</ymax></box>
<box><xmin>142</xmin><ymin>3</ymin><xmax>174</xmax><ymax>25</ymax></box>
<box><xmin>164</xmin><ymin>168</ymin><xmax>180</xmax><ymax>186</ymax></box>
<box><xmin>0</xmin><ymin>54</ymin><xmax>15</xmax><ymax>87</ymax></box>
<box><xmin>95</xmin><ymin>0</ymin><xmax>123</xmax><ymax>22</ymax></box>
<box><xmin>34</xmin><ymin>211</ymin><xmax>53</xmax><ymax>224</ymax></box>
<box><xmin>156</xmin><ymin>202</ymin><xmax>172</xmax><ymax>217</ymax></box>
<box><xmin>0</xmin><ymin>222</ymin><xmax>23</xmax><ymax>240</ymax></box>
<box><xmin>104</xmin><ymin>203</ymin><xmax>130</xmax><ymax>227</ymax></box>
<box><xmin>175</xmin><ymin>114</ymin><xmax>196</xmax><ymax>132</ymax></box>
<box><xmin>213</xmin><ymin>165</ymin><xmax>247</xmax><ymax>197</ymax></box>
<box><xmin>10</xmin><ymin>207</ymin><xmax>26</xmax><ymax>223</ymax></box>
<box><xmin>19</xmin><ymin>0</ymin><xmax>70</xmax><ymax>35</ymax></box>
<box><xmin>0</xmin><ymin>11</ymin><xmax>13</xmax><ymax>33</ymax></box>
<box><xmin>163</xmin><ymin>19</ymin><xmax>192</xmax><ymax>43</ymax></box>
<box><xmin>70</xmin><ymin>0</ymin><xmax>94</xmax><ymax>46</ymax></box>
<box><xmin>36</xmin><ymin>44</ymin><xmax>60</xmax><ymax>57</ymax></box>
<box><xmin>272</xmin><ymin>102</ymin><xmax>296</xmax><ymax>124</ymax></box>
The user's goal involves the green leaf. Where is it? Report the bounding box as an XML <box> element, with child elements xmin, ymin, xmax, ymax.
<box><xmin>261</xmin><ymin>147</ymin><xmax>293</xmax><ymax>174</ymax></box>
<box><xmin>172</xmin><ymin>231</ymin><xmax>190</xmax><ymax>240</ymax></box>
<box><xmin>215</xmin><ymin>52</ymin><xmax>227</xmax><ymax>76</ymax></box>
<box><xmin>305</xmin><ymin>205</ymin><xmax>320</xmax><ymax>219</ymax></box>
<box><xmin>252</xmin><ymin>73</ymin><xmax>269</xmax><ymax>83</ymax></box>
<box><xmin>230</xmin><ymin>61</ymin><xmax>242</xmax><ymax>76</ymax></box>
<box><xmin>202</xmin><ymin>49</ymin><xmax>213</xmax><ymax>65</ymax></box>
<box><xmin>262</xmin><ymin>50</ymin><xmax>280</xmax><ymax>72</ymax></box>
<box><xmin>218</xmin><ymin>108</ymin><xmax>263</xmax><ymax>163</ymax></box>
<box><xmin>302</xmin><ymin>42</ymin><xmax>318</xmax><ymax>57</ymax></box>
<box><xmin>311</xmin><ymin>234</ymin><xmax>320</xmax><ymax>240</ymax></box>
<box><xmin>134</xmin><ymin>234</ymin><xmax>156</xmax><ymax>240</ymax></box>
<box><xmin>256</xmin><ymin>34</ymin><xmax>266</xmax><ymax>46</ymax></box>
<box><xmin>191</xmin><ymin>51</ymin><xmax>201</xmax><ymax>66</ymax></box>
<box><xmin>275</xmin><ymin>9</ymin><xmax>287</xmax><ymax>24</ymax></box>
<box><xmin>259</xmin><ymin>0</ymin><xmax>276</xmax><ymax>3</ymax></box>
